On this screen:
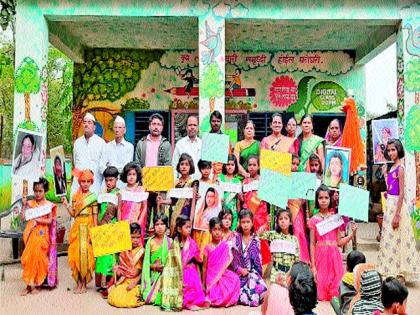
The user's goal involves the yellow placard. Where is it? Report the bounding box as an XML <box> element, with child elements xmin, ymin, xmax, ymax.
<box><xmin>91</xmin><ymin>221</ymin><xmax>132</xmax><ymax>257</ymax></box>
<box><xmin>260</xmin><ymin>149</ymin><xmax>292</xmax><ymax>175</ymax></box>
<box><xmin>142</xmin><ymin>166</ymin><xmax>174</xmax><ymax>192</ymax></box>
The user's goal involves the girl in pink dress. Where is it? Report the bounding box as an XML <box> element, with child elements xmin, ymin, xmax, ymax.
<box><xmin>308</xmin><ymin>184</ymin><xmax>357</xmax><ymax>301</ymax></box>
<box><xmin>202</xmin><ymin>217</ymin><xmax>240</xmax><ymax>307</ymax></box>
<box><xmin>175</xmin><ymin>215</ymin><xmax>209</xmax><ymax>310</ymax></box>
<box><xmin>118</xmin><ymin>162</ymin><xmax>148</xmax><ymax>239</ymax></box>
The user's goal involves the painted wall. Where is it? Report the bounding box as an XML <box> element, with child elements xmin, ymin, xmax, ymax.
<box><xmin>73</xmin><ymin>48</ymin><xmax>366</xmax><ymax>141</ymax></box>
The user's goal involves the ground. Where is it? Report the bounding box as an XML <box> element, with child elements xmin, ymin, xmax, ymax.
<box><xmin>1</xmin><ymin>223</ymin><xmax>419</xmax><ymax>314</ymax></box>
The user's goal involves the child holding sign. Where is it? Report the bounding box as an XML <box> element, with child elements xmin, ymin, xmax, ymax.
<box><xmin>20</xmin><ymin>178</ymin><xmax>57</xmax><ymax>295</ymax></box>
<box><xmin>218</xmin><ymin>154</ymin><xmax>242</xmax><ymax>230</ymax></box>
<box><xmin>242</xmin><ymin>155</ymin><xmax>271</xmax><ymax>270</ymax></box>
<box><xmin>157</xmin><ymin>153</ymin><xmax>197</xmax><ymax>236</ymax></box>
<box><xmin>95</xmin><ymin>166</ymin><xmax>119</xmax><ymax>296</ymax></box>
<box><xmin>108</xmin><ymin>223</ymin><xmax>145</xmax><ymax>308</ymax></box>
<box><xmin>308</xmin><ymin>185</ymin><xmax>356</xmax><ymax>301</ymax></box>
<box><xmin>202</xmin><ymin>217</ymin><xmax>240</xmax><ymax>307</ymax></box>
<box><xmin>260</xmin><ymin>208</ymin><xmax>300</xmax><ymax>315</ymax></box>
<box><xmin>118</xmin><ymin>162</ymin><xmax>148</xmax><ymax>238</ymax></box>
<box><xmin>232</xmin><ymin>210</ymin><xmax>267</xmax><ymax>306</ymax></box>
<box><xmin>62</xmin><ymin>169</ymin><xmax>98</xmax><ymax>294</ymax></box>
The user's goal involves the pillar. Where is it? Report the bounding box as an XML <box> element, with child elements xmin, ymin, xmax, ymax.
<box><xmin>198</xmin><ymin>14</ymin><xmax>225</xmax><ymax>133</ymax></box>
<box><xmin>396</xmin><ymin>16</ymin><xmax>419</xmax><ymax>207</ymax></box>
<box><xmin>12</xmin><ymin>1</ymin><xmax>49</xmax><ymax>201</ymax></box>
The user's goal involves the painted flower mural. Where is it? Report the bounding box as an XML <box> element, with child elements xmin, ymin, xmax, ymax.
<box><xmin>269</xmin><ymin>75</ymin><xmax>297</xmax><ymax>109</ymax></box>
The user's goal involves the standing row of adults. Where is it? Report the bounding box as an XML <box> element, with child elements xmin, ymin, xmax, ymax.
<box><xmin>73</xmin><ymin>111</ymin><xmax>342</xmax><ymax>196</ymax></box>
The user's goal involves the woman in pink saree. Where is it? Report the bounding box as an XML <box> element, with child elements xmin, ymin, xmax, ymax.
<box><xmin>202</xmin><ymin>217</ymin><xmax>240</xmax><ymax>307</ymax></box>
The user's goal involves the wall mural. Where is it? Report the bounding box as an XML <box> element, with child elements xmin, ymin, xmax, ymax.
<box><xmin>74</xmin><ymin>49</ymin><xmax>363</xmax><ymax>142</ymax></box>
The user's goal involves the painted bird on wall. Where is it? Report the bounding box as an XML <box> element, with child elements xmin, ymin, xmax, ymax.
<box><xmin>403</xmin><ymin>21</ymin><xmax>420</xmax><ymax>57</ymax></box>
<box><xmin>200</xmin><ymin>20</ymin><xmax>223</xmax><ymax>65</ymax></box>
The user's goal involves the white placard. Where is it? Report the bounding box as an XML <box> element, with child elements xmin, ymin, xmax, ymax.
<box><xmin>270</xmin><ymin>239</ymin><xmax>296</xmax><ymax>254</ymax></box>
<box><xmin>25</xmin><ymin>204</ymin><xmax>52</xmax><ymax>221</ymax></box>
<box><xmin>121</xmin><ymin>190</ymin><xmax>149</xmax><ymax>202</ymax></box>
<box><xmin>220</xmin><ymin>181</ymin><xmax>242</xmax><ymax>193</ymax></box>
<box><xmin>243</xmin><ymin>180</ymin><xmax>259</xmax><ymax>192</ymax></box>
<box><xmin>168</xmin><ymin>188</ymin><xmax>194</xmax><ymax>199</ymax></box>
<box><xmin>98</xmin><ymin>193</ymin><xmax>119</xmax><ymax>205</ymax></box>
<box><xmin>315</xmin><ymin>214</ymin><xmax>344</xmax><ymax>236</ymax></box>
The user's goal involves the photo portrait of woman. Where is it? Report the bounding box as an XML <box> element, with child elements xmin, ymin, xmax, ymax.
<box><xmin>12</xmin><ymin>130</ymin><xmax>42</xmax><ymax>181</ymax></box>
<box><xmin>324</xmin><ymin>147</ymin><xmax>351</xmax><ymax>189</ymax></box>
<box><xmin>193</xmin><ymin>187</ymin><xmax>221</xmax><ymax>231</ymax></box>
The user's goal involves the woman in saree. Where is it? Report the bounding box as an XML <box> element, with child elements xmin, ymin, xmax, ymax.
<box><xmin>292</xmin><ymin>114</ymin><xmax>325</xmax><ymax>172</ymax></box>
<box><xmin>157</xmin><ymin>153</ymin><xmax>198</xmax><ymax>236</ymax></box>
<box><xmin>261</xmin><ymin>113</ymin><xmax>295</xmax><ymax>153</ymax></box>
<box><xmin>20</xmin><ymin>178</ymin><xmax>57</xmax><ymax>295</ymax></box>
<box><xmin>234</xmin><ymin>120</ymin><xmax>260</xmax><ymax>178</ymax></box>
<box><xmin>325</xmin><ymin>118</ymin><xmax>343</xmax><ymax>147</ymax></box>
<box><xmin>108</xmin><ymin>223</ymin><xmax>145</xmax><ymax>308</ymax></box>
<box><xmin>142</xmin><ymin>214</ymin><xmax>183</xmax><ymax>310</ymax></box>
<box><xmin>202</xmin><ymin>217</ymin><xmax>240</xmax><ymax>307</ymax></box>
<box><xmin>62</xmin><ymin>169</ymin><xmax>98</xmax><ymax>294</ymax></box>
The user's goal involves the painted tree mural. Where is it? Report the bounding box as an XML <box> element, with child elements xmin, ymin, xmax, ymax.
<box><xmin>72</xmin><ymin>48</ymin><xmax>164</xmax><ymax>139</ymax></box>
<box><xmin>15</xmin><ymin>57</ymin><xmax>41</xmax><ymax>121</ymax></box>
<box><xmin>200</xmin><ymin>62</ymin><xmax>224</xmax><ymax>112</ymax></box>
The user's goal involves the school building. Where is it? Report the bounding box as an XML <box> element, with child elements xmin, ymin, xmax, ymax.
<box><xmin>10</xmin><ymin>0</ymin><xmax>419</xmax><ymax>211</ymax></box>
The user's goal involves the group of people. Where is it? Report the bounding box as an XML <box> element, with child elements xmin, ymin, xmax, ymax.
<box><xmin>18</xmin><ymin>107</ymin><xmax>419</xmax><ymax>314</ymax></box>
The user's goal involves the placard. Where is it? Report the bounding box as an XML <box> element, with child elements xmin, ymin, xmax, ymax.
<box><xmin>142</xmin><ymin>166</ymin><xmax>174</xmax><ymax>191</ymax></box>
<box><xmin>201</xmin><ymin>133</ymin><xmax>230</xmax><ymax>163</ymax></box>
<box><xmin>25</xmin><ymin>204</ymin><xmax>52</xmax><ymax>221</ymax></box>
<box><xmin>91</xmin><ymin>220</ymin><xmax>132</xmax><ymax>257</ymax></box>
<box><xmin>120</xmin><ymin>190</ymin><xmax>149</xmax><ymax>202</ymax></box>
<box><xmin>315</xmin><ymin>214</ymin><xmax>344</xmax><ymax>236</ymax></box>
<box><xmin>270</xmin><ymin>239</ymin><xmax>296</xmax><ymax>254</ymax></box>
<box><xmin>220</xmin><ymin>181</ymin><xmax>242</xmax><ymax>193</ymax></box>
<box><xmin>98</xmin><ymin>193</ymin><xmax>119</xmax><ymax>205</ymax></box>
<box><xmin>258</xmin><ymin>169</ymin><xmax>291</xmax><ymax>208</ymax></box>
<box><xmin>338</xmin><ymin>184</ymin><xmax>369</xmax><ymax>222</ymax></box>
<box><xmin>193</xmin><ymin>182</ymin><xmax>223</xmax><ymax>231</ymax></box>
<box><xmin>289</xmin><ymin>172</ymin><xmax>317</xmax><ymax>200</ymax></box>
<box><xmin>260</xmin><ymin>150</ymin><xmax>292</xmax><ymax>175</ymax></box>
<box><xmin>243</xmin><ymin>180</ymin><xmax>259</xmax><ymax>192</ymax></box>
<box><xmin>168</xmin><ymin>188</ymin><xmax>194</xmax><ymax>199</ymax></box>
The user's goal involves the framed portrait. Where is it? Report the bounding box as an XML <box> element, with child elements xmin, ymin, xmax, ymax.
<box><xmin>50</xmin><ymin>145</ymin><xmax>67</xmax><ymax>197</ymax></box>
<box><xmin>193</xmin><ymin>181</ymin><xmax>223</xmax><ymax>231</ymax></box>
<box><xmin>11</xmin><ymin>129</ymin><xmax>43</xmax><ymax>181</ymax></box>
<box><xmin>372</xmin><ymin>118</ymin><xmax>399</xmax><ymax>164</ymax></box>
<box><xmin>324</xmin><ymin>146</ymin><xmax>351</xmax><ymax>190</ymax></box>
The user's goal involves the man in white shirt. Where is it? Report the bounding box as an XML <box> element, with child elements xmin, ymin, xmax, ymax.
<box><xmin>172</xmin><ymin>115</ymin><xmax>202</xmax><ymax>179</ymax></box>
<box><xmin>72</xmin><ymin>113</ymin><xmax>106</xmax><ymax>195</ymax></box>
<box><xmin>102</xmin><ymin>115</ymin><xmax>134</xmax><ymax>174</ymax></box>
